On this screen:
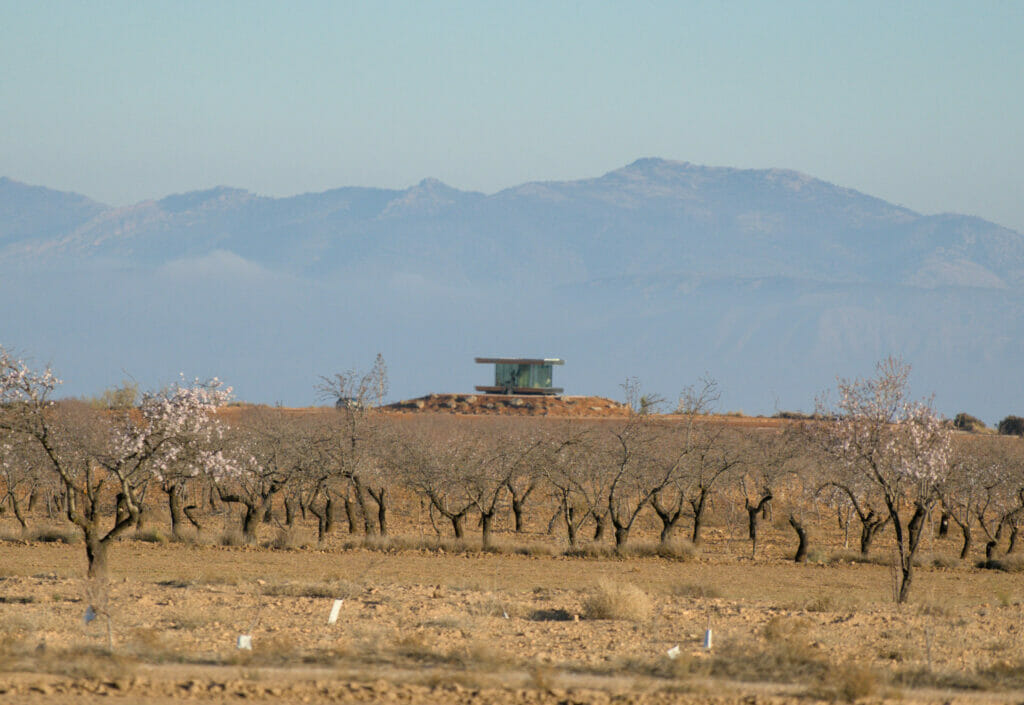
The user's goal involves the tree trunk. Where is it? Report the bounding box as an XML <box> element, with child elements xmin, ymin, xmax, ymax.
<box><xmin>690</xmin><ymin>491</ymin><xmax>709</xmax><ymax>545</ymax></box>
<box><xmin>323</xmin><ymin>497</ymin><xmax>335</xmax><ymax>535</ymax></box>
<box><xmin>481</xmin><ymin>511</ymin><xmax>495</xmax><ymax>549</ymax></box>
<box><xmin>938</xmin><ymin>511</ymin><xmax>950</xmax><ymax>538</ymax></box>
<box><xmin>746</xmin><ymin>494</ymin><xmax>772</xmax><ymax>559</ymax></box>
<box><xmin>789</xmin><ymin>514</ymin><xmax>808</xmax><ymax>563</ymax></box>
<box><xmin>368</xmin><ymin>487</ymin><xmax>388</xmax><ymax>536</ymax></box>
<box><xmin>377</xmin><ymin>497</ymin><xmax>387</xmax><ymax>536</ymax></box>
<box><xmin>316</xmin><ymin>511</ymin><xmax>328</xmax><ymax>543</ymax></box>
<box><xmin>84</xmin><ymin>530</ymin><xmax>109</xmax><ymax>580</ymax></box>
<box><xmin>343</xmin><ymin>495</ymin><xmax>358</xmax><ymax>533</ymax></box>
<box><xmin>308</xmin><ymin>502</ymin><xmax>327</xmax><ymax>543</ymax></box>
<box><xmin>592</xmin><ymin>510</ymin><xmax>608</xmax><ymax>542</ymax></box>
<box><xmin>167</xmin><ymin>485</ymin><xmax>187</xmax><ymax>536</ymax></box>
<box><xmin>242</xmin><ymin>504</ymin><xmax>260</xmax><ymax>541</ymax></box>
<box><xmin>859</xmin><ymin>513</ymin><xmax>887</xmax><ymax>555</ymax></box>
<box><xmin>613</xmin><ymin>524</ymin><xmax>630</xmax><ymax>548</ymax></box>
<box><xmin>284</xmin><ymin>497</ymin><xmax>296</xmax><ymax>526</ymax></box>
<box><xmin>546</xmin><ymin>506</ymin><xmax>561</xmax><ymax>536</ymax></box>
<box><xmin>1008</xmin><ymin>524</ymin><xmax>1020</xmax><ymax>554</ymax></box>
<box><xmin>564</xmin><ymin>504</ymin><xmax>578</xmax><ymax>546</ymax></box>
<box><xmin>115</xmin><ymin>493</ymin><xmax>131</xmax><ymax>529</ymax></box>
<box><xmin>959</xmin><ymin>523</ymin><xmax>972</xmax><ymax>560</ymax></box>
<box><xmin>351</xmin><ymin>477</ymin><xmax>376</xmax><ymax>535</ymax></box>
<box><xmin>652</xmin><ymin>494</ymin><xmax>683</xmax><ymax>544</ymax></box>
<box><xmin>896</xmin><ymin>503</ymin><xmax>928</xmax><ymax>604</ymax></box>
<box><xmin>511</xmin><ymin>497</ymin><xmax>527</xmax><ymax>533</ymax></box>
<box><xmin>508</xmin><ymin>480</ymin><xmax>535</xmax><ymax>533</ymax></box>
<box><xmin>451</xmin><ymin>512</ymin><xmax>465</xmax><ymax>539</ymax></box>
<box><xmin>7</xmin><ymin>492</ymin><xmax>28</xmax><ymax>530</ymax></box>
<box><xmin>182</xmin><ymin>504</ymin><xmax>203</xmax><ymax>531</ymax></box>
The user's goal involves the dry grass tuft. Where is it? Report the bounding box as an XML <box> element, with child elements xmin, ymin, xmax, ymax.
<box><xmin>982</xmin><ymin>556</ymin><xmax>1024</xmax><ymax>573</ymax></box>
<box><xmin>132</xmin><ymin>528</ymin><xmax>169</xmax><ymax>544</ymax></box>
<box><xmin>669</xmin><ymin>582</ymin><xmax>722</xmax><ymax>599</ymax></box>
<box><xmin>711</xmin><ymin>619</ymin><xmax>830</xmax><ymax>684</ymax></box>
<box><xmin>563</xmin><ymin>543</ymin><xmax>615</xmax><ymax>559</ymax></box>
<box><xmin>266</xmin><ymin>527</ymin><xmax>306</xmax><ymax>550</ymax></box>
<box><xmin>812</xmin><ymin>661</ymin><xmax>880</xmax><ymax>701</ymax></box>
<box><xmin>259</xmin><ymin>579</ymin><xmax>359</xmax><ymax>599</ymax></box>
<box><xmin>219</xmin><ymin>528</ymin><xmax>248</xmax><ymax>547</ymax></box>
<box><xmin>26</xmin><ymin>524</ymin><xmax>80</xmax><ymax>544</ymax></box>
<box><xmin>827</xmin><ymin>549</ymin><xmax>889</xmax><ymax>566</ymax></box>
<box><xmin>582</xmin><ymin>579</ymin><xmax>652</xmax><ymax>621</ymax></box>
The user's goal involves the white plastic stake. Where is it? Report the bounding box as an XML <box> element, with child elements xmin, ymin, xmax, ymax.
<box><xmin>667</xmin><ymin>645</ymin><xmax>681</xmax><ymax>660</ymax></box>
<box><xmin>328</xmin><ymin>599</ymin><xmax>344</xmax><ymax>625</ymax></box>
<box><xmin>237</xmin><ymin>634</ymin><xmax>253</xmax><ymax>650</ymax></box>
<box><xmin>702</xmin><ymin>628</ymin><xmax>713</xmax><ymax>650</ymax></box>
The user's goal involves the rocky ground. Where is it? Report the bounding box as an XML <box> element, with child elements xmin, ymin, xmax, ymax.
<box><xmin>2</xmin><ymin>525</ymin><xmax>1024</xmax><ymax>704</ymax></box>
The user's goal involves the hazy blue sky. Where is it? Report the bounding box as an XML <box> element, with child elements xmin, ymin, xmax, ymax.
<box><xmin>3</xmin><ymin>1</ymin><xmax>1023</xmax><ymax>232</ymax></box>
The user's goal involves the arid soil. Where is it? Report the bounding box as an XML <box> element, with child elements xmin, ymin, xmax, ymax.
<box><xmin>2</xmin><ymin>517</ymin><xmax>1024</xmax><ymax>704</ymax></box>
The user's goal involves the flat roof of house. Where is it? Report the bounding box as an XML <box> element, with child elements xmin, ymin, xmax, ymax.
<box><xmin>474</xmin><ymin>357</ymin><xmax>565</xmax><ymax>366</ymax></box>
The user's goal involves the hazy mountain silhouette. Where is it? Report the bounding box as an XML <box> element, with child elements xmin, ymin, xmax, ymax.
<box><xmin>1</xmin><ymin>159</ymin><xmax>1022</xmax><ymax>421</ymax></box>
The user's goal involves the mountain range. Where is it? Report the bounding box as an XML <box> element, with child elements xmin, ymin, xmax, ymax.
<box><xmin>2</xmin><ymin>159</ymin><xmax>1021</xmax><ymax>423</ymax></box>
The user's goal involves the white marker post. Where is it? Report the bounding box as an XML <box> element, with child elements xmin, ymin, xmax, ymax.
<box><xmin>327</xmin><ymin>599</ymin><xmax>344</xmax><ymax>625</ymax></box>
<box><xmin>237</xmin><ymin>635</ymin><xmax>253</xmax><ymax>650</ymax></box>
<box><xmin>667</xmin><ymin>645</ymin><xmax>681</xmax><ymax>660</ymax></box>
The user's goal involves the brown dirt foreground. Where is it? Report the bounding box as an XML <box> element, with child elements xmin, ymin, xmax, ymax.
<box><xmin>2</xmin><ymin>540</ymin><xmax>1024</xmax><ymax>704</ymax></box>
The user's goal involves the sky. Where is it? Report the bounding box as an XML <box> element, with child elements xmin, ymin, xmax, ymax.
<box><xmin>2</xmin><ymin>1</ymin><xmax>1023</xmax><ymax>233</ymax></box>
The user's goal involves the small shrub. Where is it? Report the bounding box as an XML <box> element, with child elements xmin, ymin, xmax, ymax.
<box><xmin>824</xmin><ymin>661</ymin><xmax>879</xmax><ymax>701</ymax></box>
<box><xmin>562</xmin><ymin>543</ymin><xmax>615</xmax><ymax>559</ymax></box>
<box><xmin>655</xmin><ymin>538</ymin><xmax>698</xmax><ymax>561</ymax></box>
<box><xmin>762</xmin><ymin>616</ymin><xmax>811</xmax><ymax>643</ymax></box>
<box><xmin>132</xmin><ymin>528</ymin><xmax>168</xmax><ymax>544</ymax></box>
<box><xmin>0</xmin><ymin>527</ymin><xmax>26</xmax><ymax>543</ymax></box>
<box><xmin>582</xmin><ymin>579</ymin><xmax>652</xmax><ymax>621</ymax></box>
<box><xmin>260</xmin><ymin>579</ymin><xmax>359</xmax><ymax>599</ymax></box>
<box><xmin>669</xmin><ymin>582</ymin><xmax>722</xmax><ymax>599</ymax></box>
<box><xmin>267</xmin><ymin>527</ymin><xmax>303</xmax><ymax>550</ymax></box>
<box><xmin>219</xmin><ymin>528</ymin><xmax>247</xmax><ymax>547</ymax></box>
<box><xmin>997</xmin><ymin>415</ymin><xmax>1024</xmax><ymax>436</ymax></box>
<box><xmin>929</xmin><ymin>554</ymin><xmax>961</xmax><ymax>569</ymax></box>
<box><xmin>982</xmin><ymin>555</ymin><xmax>1024</xmax><ymax>573</ymax></box>
<box><xmin>27</xmin><ymin>525</ymin><xmax>80</xmax><ymax>544</ymax></box>
<box><xmin>804</xmin><ymin>595</ymin><xmax>837</xmax><ymax>613</ymax></box>
<box><xmin>953</xmin><ymin>412</ymin><xmax>987</xmax><ymax>432</ymax></box>
<box><xmin>529</xmin><ymin>608</ymin><xmax>575</xmax><ymax>622</ymax></box>
<box><xmin>827</xmin><ymin>549</ymin><xmax>889</xmax><ymax>566</ymax></box>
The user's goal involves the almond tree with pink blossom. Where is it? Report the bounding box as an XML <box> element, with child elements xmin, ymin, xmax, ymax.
<box><xmin>814</xmin><ymin>357</ymin><xmax>951</xmax><ymax>603</ymax></box>
<box><xmin>0</xmin><ymin>345</ymin><xmax>231</xmax><ymax>580</ymax></box>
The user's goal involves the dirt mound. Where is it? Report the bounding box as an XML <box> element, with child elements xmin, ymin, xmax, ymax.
<box><xmin>384</xmin><ymin>393</ymin><xmax>629</xmax><ymax>417</ymax></box>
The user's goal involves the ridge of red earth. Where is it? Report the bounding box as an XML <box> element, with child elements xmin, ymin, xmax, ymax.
<box><xmin>383</xmin><ymin>393</ymin><xmax>631</xmax><ymax>417</ymax></box>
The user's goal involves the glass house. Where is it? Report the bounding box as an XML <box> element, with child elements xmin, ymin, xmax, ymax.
<box><xmin>474</xmin><ymin>357</ymin><xmax>565</xmax><ymax>395</ymax></box>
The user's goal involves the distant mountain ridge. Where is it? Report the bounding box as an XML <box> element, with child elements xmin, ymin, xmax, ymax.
<box><xmin>3</xmin><ymin>158</ymin><xmax>1022</xmax><ymax>290</ymax></box>
<box><xmin>1</xmin><ymin>159</ymin><xmax>1022</xmax><ymax>420</ymax></box>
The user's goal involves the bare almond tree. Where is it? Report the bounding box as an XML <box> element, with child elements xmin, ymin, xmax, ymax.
<box><xmin>540</xmin><ymin>422</ymin><xmax>600</xmax><ymax>547</ymax></box>
<box><xmin>318</xmin><ymin>354</ymin><xmax>389</xmax><ymax>535</ymax></box>
<box><xmin>0</xmin><ymin>434</ymin><xmax>46</xmax><ymax>531</ymax></box>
